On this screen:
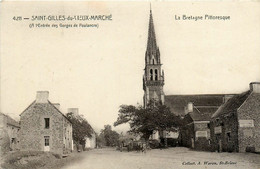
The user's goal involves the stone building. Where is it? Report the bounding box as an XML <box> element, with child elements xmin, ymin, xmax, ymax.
<box><xmin>85</xmin><ymin>133</ymin><xmax>96</xmax><ymax>149</ymax></box>
<box><xmin>19</xmin><ymin>91</ymin><xmax>73</xmax><ymax>154</ymax></box>
<box><xmin>0</xmin><ymin>112</ymin><xmax>20</xmax><ymax>152</ymax></box>
<box><xmin>143</xmin><ymin>8</ymin><xmax>165</xmax><ymax>108</ymax></box>
<box><xmin>142</xmin><ymin>9</ymin><xmax>226</xmax><ymax>143</ymax></box>
<box><xmin>180</xmin><ymin>103</ymin><xmax>219</xmax><ymax>151</ymax></box>
<box><xmin>211</xmin><ymin>82</ymin><xmax>260</xmax><ymax>153</ymax></box>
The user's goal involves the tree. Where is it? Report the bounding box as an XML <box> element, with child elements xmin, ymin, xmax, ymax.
<box><xmin>99</xmin><ymin>125</ymin><xmax>119</xmax><ymax>147</ymax></box>
<box><xmin>66</xmin><ymin>112</ymin><xmax>94</xmax><ymax>148</ymax></box>
<box><xmin>96</xmin><ymin>133</ymin><xmax>106</xmax><ymax>148</ymax></box>
<box><xmin>114</xmin><ymin>99</ymin><xmax>182</xmax><ymax>142</ymax></box>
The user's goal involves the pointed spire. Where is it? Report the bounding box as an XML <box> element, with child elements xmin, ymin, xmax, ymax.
<box><xmin>146</xmin><ymin>5</ymin><xmax>159</xmax><ymax>64</ymax></box>
<box><xmin>147</xmin><ymin>6</ymin><xmax>157</xmax><ymax>52</ymax></box>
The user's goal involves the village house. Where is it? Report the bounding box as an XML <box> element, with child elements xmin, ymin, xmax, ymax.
<box><xmin>180</xmin><ymin>102</ymin><xmax>220</xmax><ymax>151</ymax></box>
<box><xmin>0</xmin><ymin>113</ymin><xmax>20</xmax><ymax>152</ymax></box>
<box><xmin>211</xmin><ymin>82</ymin><xmax>260</xmax><ymax>153</ymax></box>
<box><xmin>19</xmin><ymin>91</ymin><xmax>73</xmax><ymax>154</ymax></box>
<box><xmin>85</xmin><ymin>133</ymin><xmax>96</xmax><ymax>149</ymax></box>
<box><xmin>67</xmin><ymin>108</ymin><xmax>96</xmax><ymax>149</ymax></box>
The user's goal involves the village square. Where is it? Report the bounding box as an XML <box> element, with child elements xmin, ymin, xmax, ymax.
<box><xmin>1</xmin><ymin>2</ymin><xmax>260</xmax><ymax>169</ymax></box>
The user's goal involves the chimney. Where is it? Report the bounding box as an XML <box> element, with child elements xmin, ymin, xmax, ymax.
<box><xmin>250</xmin><ymin>82</ymin><xmax>260</xmax><ymax>93</ymax></box>
<box><xmin>36</xmin><ymin>91</ymin><xmax>49</xmax><ymax>103</ymax></box>
<box><xmin>53</xmin><ymin>103</ymin><xmax>60</xmax><ymax>110</ymax></box>
<box><xmin>68</xmin><ymin>108</ymin><xmax>79</xmax><ymax>116</ymax></box>
<box><xmin>187</xmin><ymin>102</ymin><xmax>193</xmax><ymax>113</ymax></box>
<box><xmin>184</xmin><ymin>102</ymin><xmax>193</xmax><ymax>114</ymax></box>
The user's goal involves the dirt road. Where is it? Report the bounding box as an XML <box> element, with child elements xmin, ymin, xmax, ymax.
<box><xmin>62</xmin><ymin>147</ymin><xmax>260</xmax><ymax>169</ymax></box>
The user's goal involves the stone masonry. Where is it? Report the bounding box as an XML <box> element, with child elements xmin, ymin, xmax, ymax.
<box><xmin>19</xmin><ymin>91</ymin><xmax>73</xmax><ymax>154</ymax></box>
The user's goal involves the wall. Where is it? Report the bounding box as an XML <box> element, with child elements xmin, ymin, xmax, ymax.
<box><xmin>237</xmin><ymin>93</ymin><xmax>260</xmax><ymax>152</ymax></box>
<box><xmin>85</xmin><ymin>133</ymin><xmax>96</xmax><ymax>149</ymax></box>
<box><xmin>180</xmin><ymin>123</ymin><xmax>194</xmax><ymax>148</ymax></box>
<box><xmin>193</xmin><ymin>122</ymin><xmax>211</xmax><ymax>151</ymax></box>
<box><xmin>0</xmin><ymin>129</ymin><xmax>10</xmax><ymax>155</ymax></box>
<box><xmin>180</xmin><ymin>115</ymin><xmax>211</xmax><ymax>151</ymax></box>
<box><xmin>19</xmin><ymin>102</ymin><xmax>68</xmax><ymax>154</ymax></box>
<box><xmin>6</xmin><ymin>125</ymin><xmax>20</xmax><ymax>150</ymax></box>
<box><xmin>0</xmin><ymin>113</ymin><xmax>20</xmax><ymax>151</ymax></box>
<box><xmin>63</xmin><ymin>118</ymin><xmax>73</xmax><ymax>153</ymax></box>
<box><xmin>210</xmin><ymin>113</ymin><xmax>239</xmax><ymax>152</ymax></box>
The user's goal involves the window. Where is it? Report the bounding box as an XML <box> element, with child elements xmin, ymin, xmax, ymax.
<box><xmin>155</xmin><ymin>69</ymin><xmax>158</xmax><ymax>80</ymax></box>
<box><xmin>152</xmin><ymin>59</ymin><xmax>155</xmax><ymax>65</ymax></box>
<box><xmin>227</xmin><ymin>132</ymin><xmax>231</xmax><ymax>142</ymax></box>
<box><xmin>44</xmin><ymin>136</ymin><xmax>50</xmax><ymax>146</ymax></box>
<box><xmin>44</xmin><ymin>118</ymin><xmax>50</xmax><ymax>129</ymax></box>
<box><xmin>150</xmin><ymin>69</ymin><xmax>153</xmax><ymax>81</ymax></box>
<box><xmin>207</xmin><ymin>123</ymin><xmax>210</xmax><ymax>129</ymax></box>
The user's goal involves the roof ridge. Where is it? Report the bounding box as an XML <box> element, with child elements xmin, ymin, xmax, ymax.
<box><xmin>211</xmin><ymin>90</ymin><xmax>251</xmax><ymax>118</ymax></box>
<box><xmin>165</xmin><ymin>94</ymin><xmax>227</xmax><ymax>96</ymax></box>
<box><xmin>1</xmin><ymin>112</ymin><xmax>20</xmax><ymax>127</ymax></box>
<box><xmin>20</xmin><ymin>100</ymin><xmax>36</xmax><ymax>116</ymax></box>
<box><xmin>47</xmin><ymin>100</ymin><xmax>71</xmax><ymax>123</ymax></box>
<box><xmin>237</xmin><ymin>90</ymin><xmax>253</xmax><ymax>111</ymax></box>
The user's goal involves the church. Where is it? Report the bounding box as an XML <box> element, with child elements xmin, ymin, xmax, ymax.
<box><xmin>143</xmin><ymin>8</ymin><xmax>260</xmax><ymax>153</ymax></box>
<box><xmin>143</xmin><ymin>9</ymin><xmax>226</xmax><ymax>142</ymax></box>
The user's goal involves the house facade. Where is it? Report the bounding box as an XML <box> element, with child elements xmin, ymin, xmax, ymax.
<box><xmin>211</xmin><ymin>82</ymin><xmax>260</xmax><ymax>153</ymax></box>
<box><xmin>85</xmin><ymin>133</ymin><xmax>96</xmax><ymax>149</ymax></box>
<box><xmin>180</xmin><ymin>103</ymin><xmax>219</xmax><ymax>151</ymax></box>
<box><xmin>0</xmin><ymin>113</ymin><xmax>20</xmax><ymax>152</ymax></box>
<box><xmin>19</xmin><ymin>91</ymin><xmax>73</xmax><ymax>154</ymax></box>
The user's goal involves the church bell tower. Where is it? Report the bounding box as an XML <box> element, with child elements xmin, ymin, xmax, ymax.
<box><xmin>143</xmin><ymin>8</ymin><xmax>165</xmax><ymax>107</ymax></box>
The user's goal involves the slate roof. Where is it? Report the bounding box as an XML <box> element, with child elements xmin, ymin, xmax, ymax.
<box><xmin>20</xmin><ymin>100</ymin><xmax>71</xmax><ymax>124</ymax></box>
<box><xmin>165</xmin><ymin>94</ymin><xmax>225</xmax><ymax>116</ymax></box>
<box><xmin>0</xmin><ymin>112</ymin><xmax>20</xmax><ymax>128</ymax></box>
<box><xmin>211</xmin><ymin>90</ymin><xmax>251</xmax><ymax>118</ymax></box>
<box><xmin>48</xmin><ymin>100</ymin><xmax>71</xmax><ymax>123</ymax></box>
<box><xmin>190</xmin><ymin>107</ymin><xmax>219</xmax><ymax>121</ymax></box>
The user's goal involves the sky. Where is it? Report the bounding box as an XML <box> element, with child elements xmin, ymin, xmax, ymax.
<box><xmin>1</xmin><ymin>1</ymin><xmax>260</xmax><ymax>133</ymax></box>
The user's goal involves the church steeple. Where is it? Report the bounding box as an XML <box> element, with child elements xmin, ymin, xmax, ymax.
<box><xmin>146</xmin><ymin>7</ymin><xmax>160</xmax><ymax>65</ymax></box>
<box><xmin>143</xmin><ymin>7</ymin><xmax>164</xmax><ymax>107</ymax></box>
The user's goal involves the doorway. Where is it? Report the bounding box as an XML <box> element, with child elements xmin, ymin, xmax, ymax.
<box><xmin>44</xmin><ymin>136</ymin><xmax>50</xmax><ymax>152</ymax></box>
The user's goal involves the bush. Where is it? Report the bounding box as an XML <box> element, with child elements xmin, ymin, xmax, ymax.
<box><xmin>1</xmin><ymin>151</ymin><xmax>62</xmax><ymax>169</ymax></box>
<box><xmin>167</xmin><ymin>138</ymin><xmax>178</xmax><ymax>147</ymax></box>
<box><xmin>149</xmin><ymin>139</ymin><xmax>160</xmax><ymax>149</ymax></box>
<box><xmin>246</xmin><ymin>146</ymin><xmax>255</xmax><ymax>153</ymax></box>
<box><xmin>4</xmin><ymin>151</ymin><xmax>44</xmax><ymax>164</ymax></box>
